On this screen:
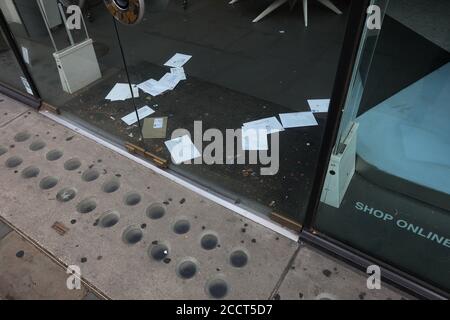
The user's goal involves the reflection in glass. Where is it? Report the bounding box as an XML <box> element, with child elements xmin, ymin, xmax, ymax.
<box><xmin>316</xmin><ymin>0</ymin><xmax>450</xmax><ymax>293</ymax></box>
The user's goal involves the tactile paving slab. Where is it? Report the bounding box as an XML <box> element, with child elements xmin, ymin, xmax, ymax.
<box><xmin>0</xmin><ymin>109</ymin><xmax>298</xmax><ymax>299</ymax></box>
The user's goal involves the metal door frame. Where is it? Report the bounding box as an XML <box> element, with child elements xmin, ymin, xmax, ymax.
<box><xmin>0</xmin><ymin>7</ymin><xmax>41</xmax><ymax>108</ymax></box>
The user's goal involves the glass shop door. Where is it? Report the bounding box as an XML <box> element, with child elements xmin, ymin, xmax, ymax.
<box><xmin>313</xmin><ymin>0</ymin><xmax>450</xmax><ymax>295</ymax></box>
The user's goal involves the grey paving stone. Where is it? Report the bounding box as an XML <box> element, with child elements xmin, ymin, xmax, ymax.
<box><xmin>83</xmin><ymin>292</ymin><xmax>102</xmax><ymax>300</ymax></box>
<box><xmin>274</xmin><ymin>245</ymin><xmax>411</xmax><ymax>300</ymax></box>
<box><xmin>0</xmin><ymin>220</ymin><xmax>12</xmax><ymax>240</ymax></box>
<box><xmin>0</xmin><ymin>232</ymin><xmax>87</xmax><ymax>300</ymax></box>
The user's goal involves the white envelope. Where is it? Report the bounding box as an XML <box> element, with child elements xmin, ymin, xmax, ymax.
<box><xmin>171</xmin><ymin>67</ymin><xmax>187</xmax><ymax>80</ymax></box>
<box><xmin>121</xmin><ymin>106</ymin><xmax>155</xmax><ymax>126</ymax></box>
<box><xmin>106</xmin><ymin>83</ymin><xmax>139</xmax><ymax>101</ymax></box>
<box><xmin>307</xmin><ymin>99</ymin><xmax>330</xmax><ymax>113</ymax></box>
<box><xmin>241</xmin><ymin>127</ymin><xmax>269</xmax><ymax>151</ymax></box>
<box><xmin>137</xmin><ymin>79</ymin><xmax>168</xmax><ymax>96</ymax></box>
<box><xmin>242</xmin><ymin>116</ymin><xmax>284</xmax><ymax>134</ymax></box>
<box><xmin>159</xmin><ymin>72</ymin><xmax>181</xmax><ymax>90</ymax></box>
<box><xmin>279</xmin><ymin>112</ymin><xmax>318</xmax><ymax>128</ymax></box>
<box><xmin>165</xmin><ymin>135</ymin><xmax>201</xmax><ymax>164</ymax></box>
<box><xmin>164</xmin><ymin>53</ymin><xmax>192</xmax><ymax>68</ymax></box>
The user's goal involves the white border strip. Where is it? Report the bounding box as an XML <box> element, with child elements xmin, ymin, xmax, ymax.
<box><xmin>41</xmin><ymin>111</ymin><xmax>300</xmax><ymax>242</ymax></box>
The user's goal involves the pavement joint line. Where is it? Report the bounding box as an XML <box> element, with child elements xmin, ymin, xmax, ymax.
<box><xmin>0</xmin><ymin>216</ymin><xmax>110</xmax><ymax>300</ymax></box>
<box><xmin>268</xmin><ymin>245</ymin><xmax>302</xmax><ymax>299</ymax></box>
<box><xmin>0</xmin><ymin>110</ymin><xmax>29</xmax><ymax>129</ymax></box>
<box><xmin>40</xmin><ymin>110</ymin><xmax>300</xmax><ymax>242</ymax></box>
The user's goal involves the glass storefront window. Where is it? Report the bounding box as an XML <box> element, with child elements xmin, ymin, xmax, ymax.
<box><xmin>315</xmin><ymin>0</ymin><xmax>450</xmax><ymax>293</ymax></box>
<box><xmin>0</xmin><ymin>0</ymin><xmax>353</xmax><ymax>225</ymax></box>
<box><xmin>112</xmin><ymin>0</ymin><xmax>352</xmax><ymax>224</ymax></box>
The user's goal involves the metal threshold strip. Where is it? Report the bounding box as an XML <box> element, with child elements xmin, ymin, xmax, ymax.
<box><xmin>40</xmin><ymin>110</ymin><xmax>300</xmax><ymax>242</ymax></box>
